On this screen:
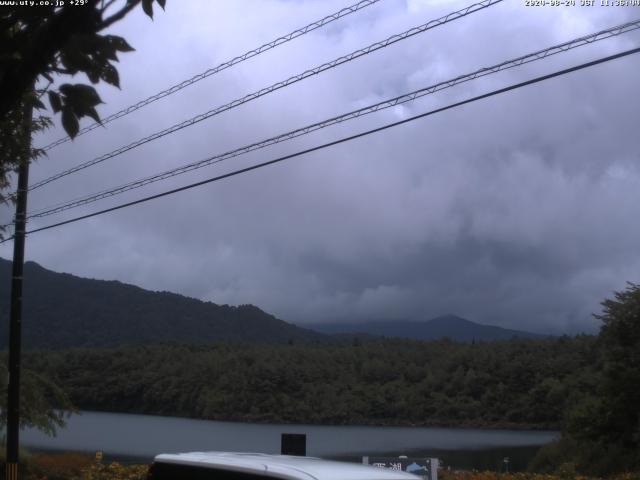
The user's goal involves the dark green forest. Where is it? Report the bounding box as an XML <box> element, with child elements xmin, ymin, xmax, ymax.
<box><xmin>20</xmin><ymin>336</ymin><xmax>597</xmax><ymax>429</ymax></box>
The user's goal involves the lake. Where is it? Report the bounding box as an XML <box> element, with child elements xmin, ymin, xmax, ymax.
<box><xmin>21</xmin><ymin>411</ymin><xmax>558</xmax><ymax>471</ymax></box>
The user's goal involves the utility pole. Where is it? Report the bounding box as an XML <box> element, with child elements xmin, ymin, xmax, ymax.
<box><xmin>5</xmin><ymin>94</ymin><xmax>33</xmax><ymax>480</ymax></box>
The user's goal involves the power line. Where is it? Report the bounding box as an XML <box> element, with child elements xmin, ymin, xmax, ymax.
<box><xmin>28</xmin><ymin>0</ymin><xmax>503</xmax><ymax>192</ymax></box>
<box><xmin>39</xmin><ymin>0</ymin><xmax>384</xmax><ymax>152</ymax></box>
<box><xmin>23</xmin><ymin>18</ymin><xmax>640</xmax><ymax>221</ymax></box>
<box><xmin>7</xmin><ymin>45</ymin><xmax>637</xmax><ymax>241</ymax></box>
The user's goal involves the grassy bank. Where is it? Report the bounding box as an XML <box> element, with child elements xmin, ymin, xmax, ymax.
<box><xmin>6</xmin><ymin>452</ymin><xmax>147</xmax><ymax>480</ymax></box>
<box><xmin>439</xmin><ymin>471</ymin><xmax>640</xmax><ymax>480</ymax></box>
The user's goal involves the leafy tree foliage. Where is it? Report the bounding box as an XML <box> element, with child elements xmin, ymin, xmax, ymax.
<box><xmin>0</xmin><ymin>0</ymin><xmax>166</xmax><ymax>432</ymax></box>
<box><xmin>23</xmin><ymin>336</ymin><xmax>598</xmax><ymax>430</ymax></box>
<box><xmin>0</xmin><ymin>0</ymin><xmax>166</xmax><ymax>206</ymax></box>
<box><xmin>531</xmin><ymin>283</ymin><xmax>640</xmax><ymax>475</ymax></box>
<box><xmin>0</xmin><ymin>360</ymin><xmax>75</xmax><ymax>436</ymax></box>
<box><xmin>595</xmin><ymin>282</ymin><xmax>640</xmax><ymax>449</ymax></box>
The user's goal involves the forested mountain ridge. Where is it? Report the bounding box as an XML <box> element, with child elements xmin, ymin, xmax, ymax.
<box><xmin>308</xmin><ymin>315</ymin><xmax>546</xmax><ymax>341</ymax></box>
<box><xmin>0</xmin><ymin>258</ymin><xmax>326</xmax><ymax>348</ymax></box>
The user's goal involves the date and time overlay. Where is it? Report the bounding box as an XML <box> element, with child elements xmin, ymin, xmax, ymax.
<box><xmin>1</xmin><ymin>0</ymin><xmax>639</xmax><ymax>8</ymax></box>
<box><xmin>525</xmin><ymin>0</ymin><xmax>639</xmax><ymax>7</ymax></box>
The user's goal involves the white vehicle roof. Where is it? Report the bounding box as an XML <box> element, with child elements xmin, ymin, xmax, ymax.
<box><xmin>154</xmin><ymin>452</ymin><xmax>420</xmax><ymax>480</ymax></box>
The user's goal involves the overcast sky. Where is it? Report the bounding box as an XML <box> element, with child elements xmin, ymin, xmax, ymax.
<box><xmin>1</xmin><ymin>0</ymin><xmax>639</xmax><ymax>334</ymax></box>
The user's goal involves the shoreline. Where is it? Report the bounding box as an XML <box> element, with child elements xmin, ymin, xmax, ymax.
<box><xmin>64</xmin><ymin>409</ymin><xmax>560</xmax><ymax>432</ymax></box>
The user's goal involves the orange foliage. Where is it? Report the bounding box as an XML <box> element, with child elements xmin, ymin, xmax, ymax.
<box><xmin>80</xmin><ymin>462</ymin><xmax>148</xmax><ymax>480</ymax></box>
<box><xmin>438</xmin><ymin>470</ymin><xmax>640</xmax><ymax>480</ymax></box>
<box><xmin>29</xmin><ymin>452</ymin><xmax>94</xmax><ymax>480</ymax></box>
<box><xmin>25</xmin><ymin>454</ymin><xmax>147</xmax><ymax>480</ymax></box>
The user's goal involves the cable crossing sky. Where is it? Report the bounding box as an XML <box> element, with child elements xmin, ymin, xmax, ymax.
<box><xmin>5</xmin><ymin>46</ymin><xmax>637</xmax><ymax>243</ymax></box>
<box><xmin>23</xmin><ymin>18</ymin><xmax>640</xmax><ymax>221</ymax></box>
<box><xmin>29</xmin><ymin>0</ymin><xmax>504</xmax><ymax>192</ymax></box>
<box><xmin>39</xmin><ymin>0</ymin><xmax>384</xmax><ymax>152</ymax></box>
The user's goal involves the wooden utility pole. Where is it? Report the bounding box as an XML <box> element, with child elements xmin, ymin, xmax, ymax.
<box><xmin>5</xmin><ymin>95</ymin><xmax>32</xmax><ymax>480</ymax></box>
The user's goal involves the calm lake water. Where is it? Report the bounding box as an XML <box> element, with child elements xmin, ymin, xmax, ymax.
<box><xmin>21</xmin><ymin>411</ymin><xmax>558</xmax><ymax>471</ymax></box>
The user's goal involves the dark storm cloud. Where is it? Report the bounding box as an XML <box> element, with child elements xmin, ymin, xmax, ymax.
<box><xmin>1</xmin><ymin>0</ymin><xmax>639</xmax><ymax>334</ymax></box>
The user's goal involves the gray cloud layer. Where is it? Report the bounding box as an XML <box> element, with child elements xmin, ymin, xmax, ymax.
<box><xmin>2</xmin><ymin>0</ymin><xmax>639</xmax><ymax>334</ymax></box>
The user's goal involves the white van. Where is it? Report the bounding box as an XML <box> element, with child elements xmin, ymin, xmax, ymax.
<box><xmin>147</xmin><ymin>452</ymin><xmax>420</xmax><ymax>480</ymax></box>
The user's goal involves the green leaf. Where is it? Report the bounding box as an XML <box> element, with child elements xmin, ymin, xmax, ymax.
<box><xmin>77</xmin><ymin>85</ymin><xmax>103</xmax><ymax>106</ymax></box>
<box><xmin>156</xmin><ymin>0</ymin><xmax>166</xmax><ymax>9</ymax></box>
<box><xmin>61</xmin><ymin>108</ymin><xmax>79</xmax><ymax>139</ymax></box>
<box><xmin>86</xmin><ymin>68</ymin><xmax>100</xmax><ymax>84</ymax></box>
<box><xmin>100</xmin><ymin>64</ymin><xmax>120</xmax><ymax>88</ymax></box>
<box><xmin>58</xmin><ymin>84</ymin><xmax>74</xmax><ymax>96</ymax></box>
<box><xmin>107</xmin><ymin>35</ymin><xmax>135</xmax><ymax>53</ymax></box>
<box><xmin>85</xmin><ymin>107</ymin><xmax>101</xmax><ymax>124</ymax></box>
<box><xmin>142</xmin><ymin>0</ymin><xmax>153</xmax><ymax>18</ymax></box>
<box><xmin>59</xmin><ymin>37</ymin><xmax>91</xmax><ymax>74</ymax></box>
<box><xmin>102</xmin><ymin>46</ymin><xmax>119</xmax><ymax>62</ymax></box>
<box><xmin>93</xmin><ymin>34</ymin><xmax>118</xmax><ymax>62</ymax></box>
<box><xmin>33</xmin><ymin>98</ymin><xmax>46</xmax><ymax>110</ymax></box>
<box><xmin>60</xmin><ymin>84</ymin><xmax>103</xmax><ymax>108</ymax></box>
<box><xmin>48</xmin><ymin>91</ymin><xmax>62</xmax><ymax>113</ymax></box>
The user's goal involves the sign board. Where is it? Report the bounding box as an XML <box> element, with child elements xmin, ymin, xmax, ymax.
<box><xmin>281</xmin><ymin>433</ymin><xmax>306</xmax><ymax>456</ymax></box>
<box><xmin>363</xmin><ymin>457</ymin><xmax>438</xmax><ymax>480</ymax></box>
<box><xmin>95</xmin><ymin>451</ymin><xmax>103</xmax><ymax>463</ymax></box>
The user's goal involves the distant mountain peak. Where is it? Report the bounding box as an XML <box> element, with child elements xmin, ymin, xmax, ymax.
<box><xmin>306</xmin><ymin>315</ymin><xmax>546</xmax><ymax>342</ymax></box>
<box><xmin>428</xmin><ymin>314</ymin><xmax>472</xmax><ymax>324</ymax></box>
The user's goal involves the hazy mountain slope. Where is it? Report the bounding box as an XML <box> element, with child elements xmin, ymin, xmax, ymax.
<box><xmin>307</xmin><ymin>314</ymin><xmax>545</xmax><ymax>341</ymax></box>
<box><xmin>0</xmin><ymin>258</ymin><xmax>326</xmax><ymax>348</ymax></box>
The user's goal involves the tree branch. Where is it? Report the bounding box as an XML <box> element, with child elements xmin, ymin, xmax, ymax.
<box><xmin>99</xmin><ymin>0</ymin><xmax>140</xmax><ymax>30</ymax></box>
<box><xmin>36</xmin><ymin>80</ymin><xmax>53</xmax><ymax>99</ymax></box>
<box><xmin>51</xmin><ymin>66</ymin><xmax>73</xmax><ymax>74</ymax></box>
<box><xmin>100</xmin><ymin>0</ymin><xmax>119</xmax><ymax>14</ymax></box>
